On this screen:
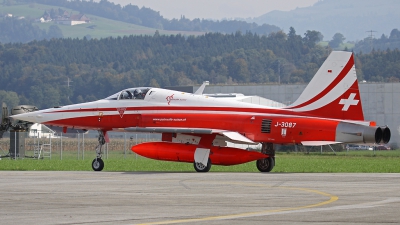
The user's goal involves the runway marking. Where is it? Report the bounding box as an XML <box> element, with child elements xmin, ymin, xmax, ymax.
<box><xmin>136</xmin><ymin>181</ymin><xmax>338</xmax><ymax>225</ymax></box>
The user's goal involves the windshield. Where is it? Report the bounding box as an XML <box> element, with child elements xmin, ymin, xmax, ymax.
<box><xmin>105</xmin><ymin>87</ymin><xmax>151</xmax><ymax>100</ymax></box>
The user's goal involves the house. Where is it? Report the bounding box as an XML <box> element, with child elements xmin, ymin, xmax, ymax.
<box><xmin>38</xmin><ymin>16</ymin><xmax>52</xmax><ymax>23</ymax></box>
<box><xmin>29</xmin><ymin>123</ymin><xmax>56</xmax><ymax>138</ymax></box>
<box><xmin>54</xmin><ymin>13</ymin><xmax>90</xmax><ymax>26</ymax></box>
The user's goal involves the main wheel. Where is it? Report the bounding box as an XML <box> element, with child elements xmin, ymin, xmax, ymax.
<box><xmin>92</xmin><ymin>158</ymin><xmax>104</xmax><ymax>171</ymax></box>
<box><xmin>193</xmin><ymin>158</ymin><xmax>211</xmax><ymax>172</ymax></box>
<box><xmin>256</xmin><ymin>157</ymin><xmax>274</xmax><ymax>172</ymax></box>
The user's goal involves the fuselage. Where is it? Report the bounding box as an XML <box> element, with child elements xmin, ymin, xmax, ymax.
<box><xmin>11</xmin><ymin>87</ymin><xmax>384</xmax><ymax>145</ymax></box>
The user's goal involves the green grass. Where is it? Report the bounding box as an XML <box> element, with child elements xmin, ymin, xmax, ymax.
<box><xmin>1</xmin><ymin>150</ymin><xmax>399</xmax><ymax>173</ymax></box>
<box><xmin>0</xmin><ymin>3</ymin><xmax>44</xmax><ymax>18</ymax></box>
<box><xmin>0</xmin><ymin>3</ymin><xmax>204</xmax><ymax>39</ymax></box>
<box><xmin>339</xmin><ymin>42</ymin><xmax>355</xmax><ymax>50</ymax></box>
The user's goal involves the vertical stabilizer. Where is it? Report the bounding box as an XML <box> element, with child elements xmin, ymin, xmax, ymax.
<box><xmin>194</xmin><ymin>81</ymin><xmax>210</xmax><ymax>95</ymax></box>
<box><xmin>287</xmin><ymin>51</ymin><xmax>364</xmax><ymax>120</ymax></box>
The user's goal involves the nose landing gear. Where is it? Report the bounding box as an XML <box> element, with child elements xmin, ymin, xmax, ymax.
<box><xmin>92</xmin><ymin>131</ymin><xmax>106</xmax><ymax>171</ymax></box>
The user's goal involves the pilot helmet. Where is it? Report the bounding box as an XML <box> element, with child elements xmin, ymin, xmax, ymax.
<box><xmin>121</xmin><ymin>91</ymin><xmax>129</xmax><ymax>99</ymax></box>
<box><xmin>134</xmin><ymin>89</ymin><xmax>142</xmax><ymax>97</ymax></box>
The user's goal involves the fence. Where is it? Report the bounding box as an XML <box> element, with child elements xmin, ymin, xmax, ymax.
<box><xmin>0</xmin><ymin>132</ymin><xmax>159</xmax><ymax>160</ymax></box>
<box><xmin>0</xmin><ymin>131</ymin><xmax>391</xmax><ymax>160</ymax></box>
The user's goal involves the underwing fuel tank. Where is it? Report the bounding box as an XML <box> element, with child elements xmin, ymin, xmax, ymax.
<box><xmin>131</xmin><ymin>142</ymin><xmax>268</xmax><ymax>166</ymax></box>
<box><xmin>336</xmin><ymin>122</ymin><xmax>391</xmax><ymax>144</ymax></box>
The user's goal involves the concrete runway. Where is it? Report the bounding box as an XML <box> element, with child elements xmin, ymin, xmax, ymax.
<box><xmin>1</xmin><ymin>172</ymin><xmax>400</xmax><ymax>225</ymax></box>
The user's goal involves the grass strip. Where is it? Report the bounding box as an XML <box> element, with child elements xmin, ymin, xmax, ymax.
<box><xmin>1</xmin><ymin>152</ymin><xmax>399</xmax><ymax>173</ymax></box>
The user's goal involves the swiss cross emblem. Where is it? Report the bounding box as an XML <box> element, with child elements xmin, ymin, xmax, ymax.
<box><xmin>339</xmin><ymin>93</ymin><xmax>359</xmax><ymax>111</ymax></box>
<box><xmin>117</xmin><ymin>107</ymin><xmax>127</xmax><ymax>118</ymax></box>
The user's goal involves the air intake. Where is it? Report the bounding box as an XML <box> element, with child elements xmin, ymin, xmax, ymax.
<box><xmin>261</xmin><ymin>119</ymin><xmax>272</xmax><ymax>133</ymax></box>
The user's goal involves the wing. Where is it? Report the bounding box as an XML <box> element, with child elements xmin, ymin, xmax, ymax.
<box><xmin>114</xmin><ymin>127</ymin><xmax>256</xmax><ymax>145</ymax></box>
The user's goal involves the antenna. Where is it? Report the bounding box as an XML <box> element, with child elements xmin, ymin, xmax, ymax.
<box><xmin>366</xmin><ymin>30</ymin><xmax>377</xmax><ymax>38</ymax></box>
<box><xmin>366</xmin><ymin>30</ymin><xmax>377</xmax><ymax>52</ymax></box>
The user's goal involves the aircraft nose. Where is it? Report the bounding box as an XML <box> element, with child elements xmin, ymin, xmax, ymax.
<box><xmin>10</xmin><ymin>111</ymin><xmax>40</xmax><ymax>123</ymax></box>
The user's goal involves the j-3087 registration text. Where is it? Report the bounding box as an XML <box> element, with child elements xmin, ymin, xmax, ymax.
<box><xmin>274</xmin><ymin>122</ymin><xmax>296</xmax><ymax>128</ymax></box>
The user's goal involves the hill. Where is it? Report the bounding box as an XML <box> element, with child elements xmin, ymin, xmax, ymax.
<box><xmin>31</xmin><ymin>0</ymin><xmax>280</xmax><ymax>35</ymax></box>
<box><xmin>0</xmin><ymin>3</ymin><xmax>204</xmax><ymax>41</ymax></box>
<box><xmin>0</xmin><ymin>0</ymin><xmax>281</xmax><ymax>42</ymax></box>
<box><xmin>250</xmin><ymin>0</ymin><xmax>400</xmax><ymax>41</ymax></box>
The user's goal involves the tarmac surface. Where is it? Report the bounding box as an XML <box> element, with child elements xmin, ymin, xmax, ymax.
<box><xmin>1</xmin><ymin>171</ymin><xmax>400</xmax><ymax>225</ymax></box>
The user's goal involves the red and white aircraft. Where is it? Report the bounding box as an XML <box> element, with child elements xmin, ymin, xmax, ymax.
<box><xmin>11</xmin><ymin>51</ymin><xmax>390</xmax><ymax>172</ymax></box>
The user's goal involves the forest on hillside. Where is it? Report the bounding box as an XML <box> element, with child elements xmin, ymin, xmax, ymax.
<box><xmin>354</xmin><ymin>29</ymin><xmax>400</xmax><ymax>54</ymax></box>
<box><xmin>0</xmin><ymin>27</ymin><xmax>399</xmax><ymax>111</ymax></box>
<box><xmin>16</xmin><ymin>0</ymin><xmax>280</xmax><ymax>35</ymax></box>
<box><xmin>0</xmin><ymin>17</ymin><xmax>64</xmax><ymax>43</ymax></box>
<box><xmin>0</xmin><ymin>28</ymin><xmax>325</xmax><ymax>109</ymax></box>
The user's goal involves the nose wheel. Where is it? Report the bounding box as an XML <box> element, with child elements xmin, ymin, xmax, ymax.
<box><xmin>92</xmin><ymin>158</ymin><xmax>104</xmax><ymax>171</ymax></box>
<box><xmin>92</xmin><ymin>130</ymin><xmax>106</xmax><ymax>171</ymax></box>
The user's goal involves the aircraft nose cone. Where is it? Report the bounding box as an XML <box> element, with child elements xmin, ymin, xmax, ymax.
<box><xmin>10</xmin><ymin>112</ymin><xmax>39</xmax><ymax>123</ymax></box>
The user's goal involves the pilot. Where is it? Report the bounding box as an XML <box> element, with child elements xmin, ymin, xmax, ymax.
<box><xmin>133</xmin><ymin>89</ymin><xmax>143</xmax><ymax>99</ymax></box>
<box><xmin>120</xmin><ymin>91</ymin><xmax>132</xmax><ymax>99</ymax></box>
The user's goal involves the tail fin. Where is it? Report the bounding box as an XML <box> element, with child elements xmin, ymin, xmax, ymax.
<box><xmin>287</xmin><ymin>51</ymin><xmax>364</xmax><ymax>120</ymax></box>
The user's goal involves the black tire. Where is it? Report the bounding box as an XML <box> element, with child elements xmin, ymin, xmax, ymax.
<box><xmin>92</xmin><ymin>158</ymin><xmax>104</xmax><ymax>171</ymax></box>
<box><xmin>256</xmin><ymin>157</ymin><xmax>274</xmax><ymax>172</ymax></box>
<box><xmin>193</xmin><ymin>158</ymin><xmax>211</xmax><ymax>172</ymax></box>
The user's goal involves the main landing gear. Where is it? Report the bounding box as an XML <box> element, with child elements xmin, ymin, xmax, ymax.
<box><xmin>256</xmin><ymin>142</ymin><xmax>275</xmax><ymax>172</ymax></box>
<box><xmin>92</xmin><ymin>131</ymin><xmax>106</xmax><ymax>171</ymax></box>
<box><xmin>194</xmin><ymin>158</ymin><xmax>212</xmax><ymax>172</ymax></box>
<box><xmin>256</xmin><ymin>157</ymin><xmax>274</xmax><ymax>172</ymax></box>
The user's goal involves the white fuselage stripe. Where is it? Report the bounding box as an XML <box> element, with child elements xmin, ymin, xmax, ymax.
<box><xmin>38</xmin><ymin>109</ymin><xmax>370</xmax><ymax>126</ymax></box>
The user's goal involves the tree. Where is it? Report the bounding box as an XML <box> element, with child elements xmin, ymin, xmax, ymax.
<box><xmin>329</xmin><ymin>33</ymin><xmax>346</xmax><ymax>48</ymax></box>
<box><xmin>303</xmin><ymin>30</ymin><xmax>323</xmax><ymax>47</ymax></box>
<box><xmin>47</xmin><ymin>25</ymin><xmax>63</xmax><ymax>39</ymax></box>
<box><xmin>389</xmin><ymin>29</ymin><xmax>400</xmax><ymax>39</ymax></box>
<box><xmin>0</xmin><ymin>90</ymin><xmax>19</xmax><ymax>115</ymax></box>
<box><xmin>288</xmin><ymin>27</ymin><xmax>297</xmax><ymax>40</ymax></box>
<box><xmin>0</xmin><ymin>17</ymin><xmax>47</xmax><ymax>43</ymax></box>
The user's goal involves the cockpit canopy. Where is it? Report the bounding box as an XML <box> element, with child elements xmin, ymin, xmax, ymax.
<box><xmin>105</xmin><ymin>87</ymin><xmax>151</xmax><ymax>100</ymax></box>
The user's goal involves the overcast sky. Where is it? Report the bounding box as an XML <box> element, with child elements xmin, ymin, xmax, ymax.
<box><xmin>106</xmin><ymin>0</ymin><xmax>319</xmax><ymax>20</ymax></box>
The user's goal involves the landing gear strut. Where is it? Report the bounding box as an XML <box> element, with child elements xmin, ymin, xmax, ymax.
<box><xmin>256</xmin><ymin>142</ymin><xmax>275</xmax><ymax>172</ymax></box>
<box><xmin>92</xmin><ymin>131</ymin><xmax>106</xmax><ymax>171</ymax></box>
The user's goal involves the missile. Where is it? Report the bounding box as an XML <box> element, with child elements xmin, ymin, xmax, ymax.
<box><xmin>131</xmin><ymin>142</ymin><xmax>268</xmax><ymax>166</ymax></box>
